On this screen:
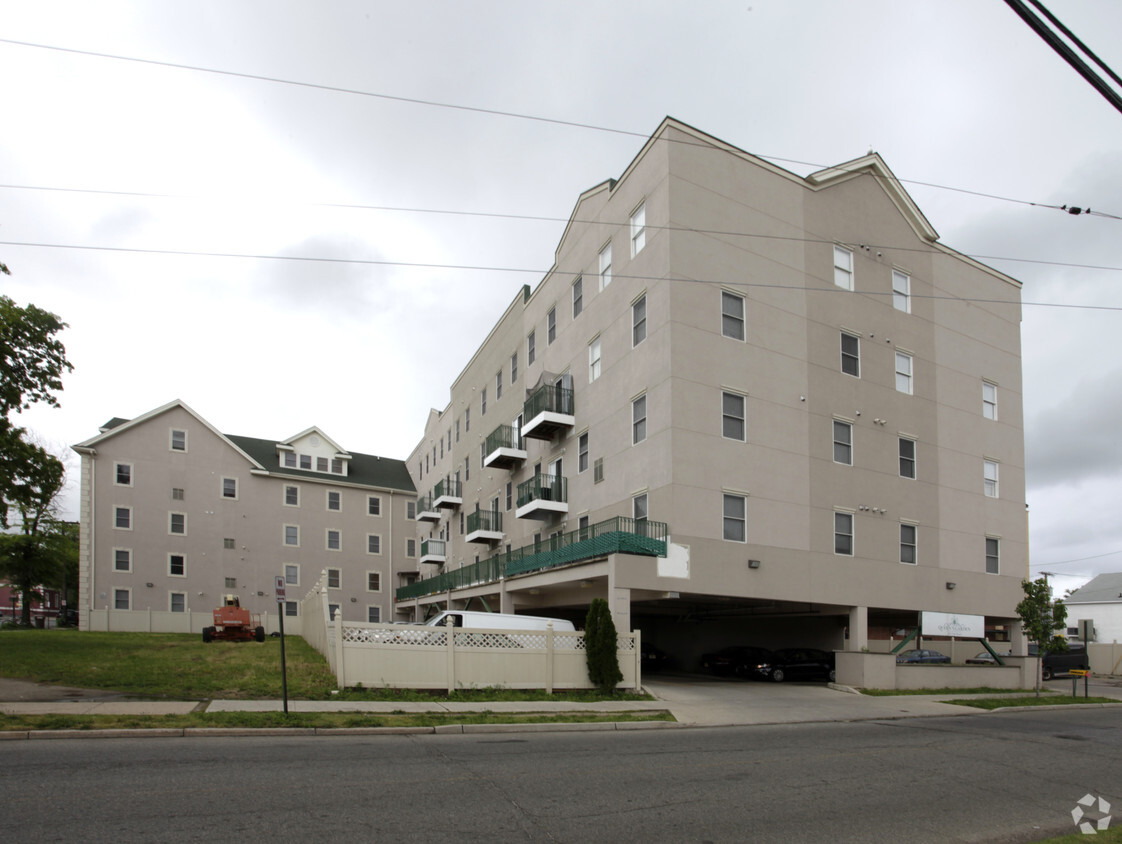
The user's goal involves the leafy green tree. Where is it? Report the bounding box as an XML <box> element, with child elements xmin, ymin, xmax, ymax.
<box><xmin>1016</xmin><ymin>577</ymin><xmax>1068</xmax><ymax>694</ymax></box>
<box><xmin>584</xmin><ymin>598</ymin><xmax>622</xmax><ymax>692</ymax></box>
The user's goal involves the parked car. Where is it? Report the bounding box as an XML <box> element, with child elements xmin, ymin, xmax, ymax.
<box><xmin>700</xmin><ymin>646</ymin><xmax>773</xmax><ymax>678</ymax></box>
<box><xmin>1028</xmin><ymin>644</ymin><xmax>1088</xmax><ymax>680</ymax></box>
<box><xmin>641</xmin><ymin>643</ymin><xmax>671</xmax><ymax>673</ymax></box>
<box><xmin>965</xmin><ymin>651</ymin><xmax>1010</xmax><ymax>665</ymax></box>
<box><xmin>895</xmin><ymin>649</ymin><xmax>951</xmax><ymax>664</ymax></box>
<box><xmin>752</xmin><ymin>648</ymin><xmax>836</xmax><ymax>682</ymax></box>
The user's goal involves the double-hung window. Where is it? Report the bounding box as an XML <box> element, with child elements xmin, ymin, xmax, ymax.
<box><xmin>723</xmin><ymin>494</ymin><xmax>746</xmax><ymax>542</ymax></box>
<box><xmin>899</xmin><ymin>438</ymin><xmax>916</xmax><ymax>479</ymax></box>
<box><xmin>841</xmin><ymin>332</ymin><xmax>860</xmax><ymax>377</ymax></box>
<box><xmin>900</xmin><ymin>524</ymin><xmax>917</xmax><ymax>564</ymax></box>
<box><xmin>895</xmin><ymin>352</ymin><xmax>913</xmax><ymax>394</ymax></box>
<box><xmin>834</xmin><ymin>512</ymin><xmax>854</xmax><ymax>555</ymax></box>
<box><xmin>222</xmin><ymin>477</ymin><xmax>237</xmax><ymax>499</ymax></box>
<box><xmin>983</xmin><ymin>381</ymin><xmax>998</xmax><ymax>420</ymax></box>
<box><xmin>833</xmin><ymin>421</ymin><xmax>852</xmax><ymax>465</ymax></box>
<box><xmin>572</xmin><ymin>277</ymin><xmax>583</xmax><ymax>318</ymax></box>
<box><xmin>169</xmin><ymin>512</ymin><xmax>186</xmax><ymax>535</ymax></box>
<box><xmin>115</xmin><ymin>507</ymin><xmax>132</xmax><ymax>530</ymax></box>
<box><xmin>893</xmin><ymin>271</ymin><xmax>911</xmax><ymax>312</ymax></box>
<box><xmin>115</xmin><ymin>463</ymin><xmax>132</xmax><ymax>486</ymax></box>
<box><xmin>527</xmin><ymin>331</ymin><xmax>536</xmax><ymax>365</ymax></box>
<box><xmin>630</xmin><ymin>203</ymin><xmax>646</xmax><ymax>256</ymax></box>
<box><xmin>327</xmin><ymin>491</ymin><xmax>341</xmax><ymax>511</ymax></box>
<box><xmin>722</xmin><ymin>291</ymin><xmax>745</xmax><ymax>340</ymax></box>
<box><xmin>834</xmin><ymin>246</ymin><xmax>853</xmax><ymax>290</ymax></box>
<box><xmin>510</xmin><ymin>352</ymin><xmax>518</xmax><ymax>384</ymax></box>
<box><xmin>496</xmin><ymin>370</ymin><xmax>503</xmax><ymax>400</ymax></box>
<box><xmin>578</xmin><ymin>432</ymin><xmax>589</xmax><ymax>473</ymax></box>
<box><xmin>985</xmin><ymin>538</ymin><xmax>1000</xmax><ymax>574</ymax></box>
<box><xmin>547</xmin><ymin>307</ymin><xmax>556</xmax><ymax>344</ymax></box>
<box><xmin>632</xmin><ymin>295</ymin><xmax>647</xmax><ymax>347</ymax></box>
<box><xmin>632</xmin><ymin>394</ymin><xmax>647</xmax><ymax>444</ymax></box>
<box><xmin>589</xmin><ymin>337</ymin><xmax>602</xmax><ymax>382</ymax></box>
<box><xmin>722</xmin><ymin>392</ymin><xmax>746</xmax><ymax>441</ymax></box>
<box><xmin>327</xmin><ymin>530</ymin><xmax>341</xmax><ymax>551</ymax></box>
<box><xmin>984</xmin><ymin>460</ymin><xmax>999</xmax><ymax>498</ymax></box>
<box><xmin>599</xmin><ymin>242</ymin><xmax>612</xmax><ymax>289</ymax></box>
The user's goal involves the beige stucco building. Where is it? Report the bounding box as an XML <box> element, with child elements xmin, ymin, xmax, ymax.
<box><xmin>398</xmin><ymin>118</ymin><xmax>1027</xmax><ymax>664</ymax></box>
<box><xmin>72</xmin><ymin>400</ymin><xmax>416</xmax><ymax>633</ymax></box>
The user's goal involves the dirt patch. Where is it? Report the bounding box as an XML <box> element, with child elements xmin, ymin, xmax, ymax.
<box><xmin>0</xmin><ymin>678</ymin><xmax>129</xmax><ymax>702</ymax></box>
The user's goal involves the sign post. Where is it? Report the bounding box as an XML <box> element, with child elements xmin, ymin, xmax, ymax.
<box><xmin>275</xmin><ymin>576</ymin><xmax>289</xmax><ymax>714</ymax></box>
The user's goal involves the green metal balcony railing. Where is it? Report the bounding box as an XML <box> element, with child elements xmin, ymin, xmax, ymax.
<box><xmin>416</xmin><ymin>493</ymin><xmax>435</xmax><ymax>513</ymax></box>
<box><xmin>395</xmin><ymin>516</ymin><xmax>668</xmax><ymax>602</ymax></box>
<box><xmin>466</xmin><ymin>508</ymin><xmax>502</xmax><ymax>534</ymax></box>
<box><xmin>517</xmin><ymin>473</ymin><xmax>567</xmax><ymax>508</ymax></box>
<box><xmin>484</xmin><ymin>424</ymin><xmax>524</xmax><ymax>454</ymax></box>
<box><xmin>420</xmin><ymin>539</ymin><xmax>446</xmax><ymax>558</ymax></box>
<box><xmin>433</xmin><ymin>477</ymin><xmax>462</xmax><ymax>500</ymax></box>
<box><xmin>523</xmin><ymin>383</ymin><xmax>574</xmax><ymax>421</ymax></box>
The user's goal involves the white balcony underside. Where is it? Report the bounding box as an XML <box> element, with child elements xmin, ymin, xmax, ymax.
<box><xmin>483</xmin><ymin>447</ymin><xmax>527</xmax><ymax>469</ymax></box>
<box><xmin>466</xmin><ymin>529</ymin><xmax>503</xmax><ymax>544</ymax></box>
<box><xmin>516</xmin><ymin>499</ymin><xmax>569</xmax><ymax>520</ymax></box>
<box><xmin>521</xmin><ymin>411</ymin><xmax>574</xmax><ymax>440</ymax></box>
<box><xmin>434</xmin><ymin>495</ymin><xmax>462</xmax><ymax>509</ymax></box>
<box><xmin>417</xmin><ymin>510</ymin><xmax>440</xmax><ymax>523</ymax></box>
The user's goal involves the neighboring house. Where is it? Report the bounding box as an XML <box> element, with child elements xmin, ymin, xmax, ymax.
<box><xmin>398</xmin><ymin>117</ymin><xmax>1027</xmax><ymax>663</ymax></box>
<box><xmin>72</xmin><ymin>400</ymin><xmax>416</xmax><ymax>633</ymax></box>
<box><xmin>1064</xmin><ymin>573</ymin><xmax>1122</xmax><ymax>644</ymax></box>
<box><xmin>0</xmin><ymin>582</ymin><xmax>62</xmax><ymax>626</ymax></box>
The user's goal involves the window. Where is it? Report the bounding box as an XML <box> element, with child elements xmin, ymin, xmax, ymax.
<box><xmin>599</xmin><ymin>242</ymin><xmax>612</xmax><ymax>289</ymax></box>
<box><xmin>900</xmin><ymin>524</ymin><xmax>917</xmax><ymax>564</ymax></box>
<box><xmin>368</xmin><ymin>496</ymin><xmax>381</xmax><ymax>516</ymax></box>
<box><xmin>367</xmin><ymin>572</ymin><xmax>381</xmax><ymax>592</ymax></box>
<box><xmin>327</xmin><ymin>569</ymin><xmax>341</xmax><ymax>589</ymax></box>
<box><xmin>169</xmin><ymin>512</ymin><xmax>186</xmax><ymax>535</ymax></box>
<box><xmin>632</xmin><ymin>394</ymin><xmax>647</xmax><ymax>444</ymax></box>
<box><xmin>496</xmin><ymin>369</ymin><xmax>503</xmax><ymax>400</ymax></box>
<box><xmin>899</xmin><ymin>438</ymin><xmax>916</xmax><ymax>479</ymax></box>
<box><xmin>114</xmin><ymin>548</ymin><xmax>131</xmax><ymax>572</ymax></box>
<box><xmin>114</xmin><ymin>507</ymin><xmax>132</xmax><ymax>530</ymax></box>
<box><xmin>579</xmin><ymin>515</ymin><xmax>591</xmax><ymax>540</ymax></box>
<box><xmin>327</xmin><ymin>490</ymin><xmax>341</xmax><ymax>511</ymax></box>
<box><xmin>984</xmin><ymin>460</ymin><xmax>999</xmax><ymax>498</ymax></box>
<box><xmin>834</xmin><ymin>512</ymin><xmax>854</xmax><ymax>555</ymax></box>
<box><xmin>572</xmin><ymin>277</ymin><xmax>583</xmax><ymax>318</ymax></box>
<box><xmin>327</xmin><ymin>529</ymin><xmax>341</xmax><ymax>551</ymax></box>
<box><xmin>367</xmin><ymin>606</ymin><xmax>381</xmax><ymax>623</ymax></box>
<box><xmin>455</xmin><ymin>419</ymin><xmax>461</xmax><ymax>443</ymax></box>
<box><xmin>225</xmin><ymin>577</ymin><xmax>237</xmax><ymax>589</ymax></box>
<box><xmin>481</xmin><ymin>387</ymin><xmax>487</xmax><ymax>416</ymax></box>
<box><xmin>284</xmin><ymin>525</ymin><xmax>299</xmax><ymax>546</ymax></box>
<box><xmin>406</xmin><ymin>539</ymin><xmax>416</xmax><ymax>558</ymax></box>
<box><xmin>169</xmin><ymin>554</ymin><xmax>186</xmax><ymax>576</ymax></box>
<box><xmin>895</xmin><ymin>352</ymin><xmax>913</xmax><ymax>394</ymax></box>
<box><xmin>510</xmin><ymin>351</ymin><xmax>518</xmax><ymax>384</ymax></box>
<box><xmin>986</xmin><ymin>537</ymin><xmax>1000</xmax><ymax>574</ymax></box>
<box><xmin>317</xmin><ymin>456</ymin><xmax>328</xmax><ymax>473</ymax></box>
<box><xmin>170</xmin><ymin>429</ymin><xmax>187</xmax><ymax>451</ymax></box>
<box><xmin>115</xmin><ymin>463</ymin><xmax>132</xmax><ymax>486</ymax></box>
<box><xmin>723</xmin><ymin>494</ymin><xmax>746</xmax><ymax>542</ymax></box>
<box><xmin>589</xmin><ymin>337</ymin><xmax>601</xmax><ymax>382</ymax></box>
<box><xmin>299</xmin><ymin>454</ymin><xmax>312</xmax><ymax>470</ymax></box>
<box><xmin>578</xmin><ymin>432</ymin><xmax>589</xmax><ymax>473</ymax></box>
<box><xmin>222</xmin><ymin>477</ymin><xmax>237</xmax><ymax>499</ymax></box>
<box><xmin>332</xmin><ymin>458</ymin><xmax>343</xmax><ymax>474</ymax></box>
<box><xmin>367</xmin><ymin>535</ymin><xmax>381</xmax><ymax>554</ymax></box>
<box><xmin>594</xmin><ymin>457</ymin><xmax>604</xmax><ymax>484</ymax></box>
<box><xmin>833</xmin><ymin>420</ymin><xmax>852</xmax><ymax>465</ymax></box>
<box><xmin>632</xmin><ymin>295</ymin><xmax>647</xmax><ymax>347</ymax></box>
<box><xmin>172</xmin><ymin>487</ymin><xmax>184</xmax><ymax>500</ymax></box>
<box><xmin>721</xmin><ymin>291</ymin><xmax>745</xmax><ymax>341</ymax></box>
<box><xmin>722</xmin><ymin>392</ymin><xmax>746</xmax><ymax>441</ymax></box>
<box><xmin>464</xmin><ymin>455</ymin><xmax>470</xmax><ymax>481</ymax></box>
<box><xmin>841</xmin><ymin>332</ymin><xmax>860</xmax><ymax>377</ymax></box>
<box><xmin>505</xmin><ymin>481</ymin><xmax>512</xmax><ymax>510</ymax></box>
<box><xmin>893</xmin><ymin>270</ymin><xmax>911</xmax><ymax>313</ymax></box>
<box><xmin>223</xmin><ymin>538</ymin><xmax>235</xmax><ymax>550</ymax></box>
<box><xmin>284</xmin><ymin>564</ymin><xmax>299</xmax><ymax>585</ymax></box>
<box><xmin>983</xmin><ymin>381</ymin><xmax>998</xmax><ymax>420</ymax></box>
<box><xmin>464</xmin><ymin>407</ymin><xmax>470</xmax><ymax>432</ymax></box>
<box><xmin>834</xmin><ymin>246</ymin><xmax>853</xmax><ymax>290</ymax></box>
<box><xmin>630</xmin><ymin>203</ymin><xmax>647</xmax><ymax>256</ymax></box>
<box><xmin>285</xmin><ymin>601</ymin><xmax>298</xmax><ymax>617</ymax></box>
<box><xmin>547</xmin><ymin>307</ymin><xmax>556</xmax><ymax>344</ymax></box>
<box><xmin>527</xmin><ymin>331</ymin><xmax>536</xmax><ymax>365</ymax></box>
<box><xmin>284</xmin><ymin>485</ymin><xmax>299</xmax><ymax>507</ymax></box>
<box><xmin>283</xmin><ymin>452</ymin><xmax>297</xmax><ymax>468</ymax></box>
<box><xmin>114</xmin><ymin>589</ymin><xmax>130</xmax><ymax>610</ymax></box>
<box><xmin>633</xmin><ymin>493</ymin><xmax>648</xmax><ymax>526</ymax></box>
<box><xmin>170</xmin><ymin>592</ymin><xmax>186</xmax><ymax>613</ymax></box>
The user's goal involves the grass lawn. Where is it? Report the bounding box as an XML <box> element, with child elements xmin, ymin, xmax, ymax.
<box><xmin>944</xmin><ymin>695</ymin><xmax>1119</xmax><ymax>710</ymax></box>
<box><xmin>861</xmin><ymin>687</ymin><xmax>1061</xmax><ymax>696</ymax></box>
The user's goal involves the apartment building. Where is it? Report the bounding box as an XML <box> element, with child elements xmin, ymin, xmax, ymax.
<box><xmin>399</xmin><ymin>118</ymin><xmax>1027</xmax><ymax>663</ymax></box>
<box><xmin>72</xmin><ymin>400</ymin><xmax>416</xmax><ymax>633</ymax></box>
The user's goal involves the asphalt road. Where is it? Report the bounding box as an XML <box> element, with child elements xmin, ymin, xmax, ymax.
<box><xmin>3</xmin><ymin>708</ymin><xmax>1119</xmax><ymax>842</ymax></box>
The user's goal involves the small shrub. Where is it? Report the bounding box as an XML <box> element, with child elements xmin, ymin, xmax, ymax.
<box><xmin>584</xmin><ymin>598</ymin><xmax>622</xmax><ymax>693</ymax></box>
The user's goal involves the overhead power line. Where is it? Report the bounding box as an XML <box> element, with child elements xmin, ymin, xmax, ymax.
<box><xmin>0</xmin><ymin>37</ymin><xmax>1118</xmax><ymax>220</ymax></box>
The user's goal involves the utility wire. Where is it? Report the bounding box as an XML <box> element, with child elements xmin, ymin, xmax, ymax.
<box><xmin>0</xmin><ymin>37</ymin><xmax>1117</xmax><ymax>220</ymax></box>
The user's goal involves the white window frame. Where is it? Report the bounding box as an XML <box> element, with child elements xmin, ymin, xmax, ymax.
<box><xmin>721</xmin><ymin>290</ymin><xmax>745</xmax><ymax>341</ymax></box>
<box><xmin>327</xmin><ymin>569</ymin><xmax>341</xmax><ymax>589</ymax></box>
<box><xmin>985</xmin><ymin>537</ymin><xmax>1000</xmax><ymax>574</ymax></box>
<box><xmin>367</xmin><ymin>495</ymin><xmax>381</xmax><ymax>516</ymax></box>
<box><xmin>115</xmin><ymin>462</ymin><xmax>132</xmax><ymax>487</ymax></box>
<box><xmin>284</xmin><ymin>485</ymin><xmax>300</xmax><ymax>507</ymax></box>
<box><xmin>283</xmin><ymin>452</ymin><xmax>297</xmax><ymax>468</ymax></box>
<box><xmin>222</xmin><ymin>477</ymin><xmax>238</xmax><ymax>500</ymax></box>
<box><xmin>899</xmin><ymin>437</ymin><xmax>916</xmax><ymax>479</ymax></box>
<box><xmin>326</xmin><ymin>529</ymin><xmax>342</xmax><ymax>552</ymax></box>
<box><xmin>632</xmin><ymin>294</ymin><xmax>647</xmax><ymax>347</ymax></box>
<box><xmin>841</xmin><ymin>332</ymin><xmax>860</xmax><ymax>377</ymax></box>
<box><xmin>895</xmin><ymin>352</ymin><xmax>913</xmax><ymax>394</ymax></box>
<box><xmin>367</xmin><ymin>534</ymin><xmax>382</xmax><ymax>555</ymax></box>
<box><xmin>630</xmin><ymin>202</ymin><xmax>646</xmax><ymax>257</ymax></box>
<box><xmin>632</xmin><ymin>394</ymin><xmax>647</xmax><ymax>445</ymax></box>
<box><xmin>833</xmin><ymin>420</ymin><xmax>852</xmax><ymax>465</ymax></box>
<box><xmin>510</xmin><ymin>351</ymin><xmax>518</xmax><ymax>384</ymax></box>
<box><xmin>285</xmin><ymin>601</ymin><xmax>298</xmax><ymax>617</ymax></box>
<box><xmin>983</xmin><ymin>381</ymin><xmax>998</xmax><ymax>420</ymax></box>
<box><xmin>589</xmin><ymin>336</ymin><xmax>602</xmax><ymax>383</ymax></box>
<box><xmin>722</xmin><ymin>391</ymin><xmax>746</xmax><ymax>441</ymax></box>
<box><xmin>406</xmin><ymin>538</ymin><xmax>416</xmax><ymax>558</ymax></box>
<box><xmin>984</xmin><ymin>459</ymin><xmax>999</xmax><ymax>498</ymax></box>
<box><xmin>169</xmin><ymin>592</ymin><xmax>187</xmax><ymax>613</ymax></box>
<box><xmin>834</xmin><ymin>246</ymin><xmax>853</xmax><ymax>290</ymax></box>
<box><xmin>900</xmin><ymin>523</ymin><xmax>917</xmax><ymax>565</ymax></box>
<box><xmin>572</xmin><ymin>277</ymin><xmax>583</xmax><ymax>318</ymax></box>
<box><xmin>892</xmin><ymin>270</ymin><xmax>911</xmax><ymax>313</ymax></box>
<box><xmin>114</xmin><ymin>506</ymin><xmax>132</xmax><ymax>531</ymax></box>
<box><xmin>578</xmin><ymin>431</ymin><xmax>589</xmax><ymax>473</ymax></box>
<box><xmin>496</xmin><ymin>369</ymin><xmax>503</xmax><ymax>400</ymax></box>
<box><xmin>547</xmin><ymin>307</ymin><xmax>556</xmax><ymax>344</ymax></box>
<box><xmin>527</xmin><ymin>330</ymin><xmax>537</xmax><ymax>365</ymax></box>
<box><xmin>327</xmin><ymin>490</ymin><xmax>341</xmax><ymax>512</ymax></box>
<box><xmin>168</xmin><ymin>553</ymin><xmax>186</xmax><ymax>578</ymax></box>
<box><xmin>284</xmin><ymin>564</ymin><xmax>300</xmax><ymax>586</ymax></box>
<box><xmin>722</xmin><ymin>493</ymin><xmax>746</xmax><ymax>543</ymax></box>
<box><xmin>284</xmin><ymin>524</ymin><xmax>300</xmax><ymax>547</ymax></box>
<box><xmin>169</xmin><ymin>512</ymin><xmax>186</xmax><ymax>536</ymax></box>
<box><xmin>170</xmin><ymin>428</ymin><xmax>187</xmax><ymax>452</ymax></box>
<box><xmin>366</xmin><ymin>571</ymin><xmax>382</xmax><ymax>593</ymax></box>
<box><xmin>113</xmin><ymin>547</ymin><xmax>131</xmax><ymax>572</ymax></box>
<box><xmin>834</xmin><ymin>511</ymin><xmax>854</xmax><ymax>556</ymax></box>
<box><xmin>633</xmin><ymin>492</ymin><xmax>648</xmax><ymax>526</ymax></box>
<box><xmin>599</xmin><ymin>242</ymin><xmax>612</xmax><ymax>290</ymax></box>
<box><xmin>367</xmin><ymin>606</ymin><xmax>381</xmax><ymax>623</ymax></box>
<box><xmin>114</xmin><ymin>588</ymin><xmax>131</xmax><ymax>611</ymax></box>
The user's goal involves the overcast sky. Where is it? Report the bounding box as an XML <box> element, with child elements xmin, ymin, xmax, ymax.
<box><xmin>3</xmin><ymin>1</ymin><xmax>1120</xmax><ymax>597</ymax></box>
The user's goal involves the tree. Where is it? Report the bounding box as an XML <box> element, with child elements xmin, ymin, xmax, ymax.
<box><xmin>1016</xmin><ymin>577</ymin><xmax>1068</xmax><ymax>695</ymax></box>
<box><xmin>584</xmin><ymin>598</ymin><xmax>623</xmax><ymax>693</ymax></box>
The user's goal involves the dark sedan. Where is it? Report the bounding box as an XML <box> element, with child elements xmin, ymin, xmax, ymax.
<box><xmin>700</xmin><ymin>646</ymin><xmax>773</xmax><ymax>678</ymax></box>
<box><xmin>641</xmin><ymin>643</ymin><xmax>671</xmax><ymax>673</ymax></box>
<box><xmin>895</xmin><ymin>648</ymin><xmax>951</xmax><ymax>664</ymax></box>
<box><xmin>752</xmin><ymin>648</ymin><xmax>836</xmax><ymax>682</ymax></box>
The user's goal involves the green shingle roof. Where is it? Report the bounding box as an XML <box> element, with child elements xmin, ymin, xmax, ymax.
<box><xmin>227</xmin><ymin>434</ymin><xmax>415</xmax><ymax>493</ymax></box>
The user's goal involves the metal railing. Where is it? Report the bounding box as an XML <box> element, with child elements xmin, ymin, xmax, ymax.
<box><xmin>484</xmin><ymin>424</ymin><xmax>524</xmax><ymax>454</ymax></box>
<box><xmin>466</xmin><ymin>508</ymin><xmax>503</xmax><ymax>534</ymax></box>
<box><xmin>523</xmin><ymin>383</ymin><xmax>574</xmax><ymax>421</ymax></box>
<box><xmin>416</xmin><ymin>493</ymin><xmax>435</xmax><ymax>514</ymax></box>
<box><xmin>420</xmin><ymin>539</ymin><xmax>446</xmax><ymax>558</ymax></box>
<box><xmin>433</xmin><ymin>478</ymin><xmax>462</xmax><ymax>500</ymax></box>
<box><xmin>517</xmin><ymin>473</ymin><xmax>567</xmax><ymax>508</ymax></box>
<box><xmin>396</xmin><ymin>516</ymin><xmax>668</xmax><ymax>602</ymax></box>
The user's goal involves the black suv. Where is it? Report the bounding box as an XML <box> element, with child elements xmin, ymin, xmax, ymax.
<box><xmin>1028</xmin><ymin>644</ymin><xmax>1088</xmax><ymax>680</ymax></box>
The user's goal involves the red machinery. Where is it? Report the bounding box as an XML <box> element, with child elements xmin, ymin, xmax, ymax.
<box><xmin>202</xmin><ymin>595</ymin><xmax>265</xmax><ymax>642</ymax></box>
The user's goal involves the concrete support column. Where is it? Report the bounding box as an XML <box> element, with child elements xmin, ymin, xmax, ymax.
<box><xmin>499</xmin><ymin>583</ymin><xmax>513</xmax><ymax>613</ymax></box>
<box><xmin>607</xmin><ymin>556</ymin><xmax>631</xmax><ymax>632</ymax></box>
<box><xmin>848</xmin><ymin>606</ymin><xmax>869</xmax><ymax>652</ymax></box>
<box><xmin>1010</xmin><ymin>620</ymin><xmax>1028</xmax><ymax>655</ymax></box>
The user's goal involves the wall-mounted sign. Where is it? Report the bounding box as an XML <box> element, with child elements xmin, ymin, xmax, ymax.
<box><xmin>921</xmin><ymin>611</ymin><xmax>984</xmax><ymax>638</ymax></box>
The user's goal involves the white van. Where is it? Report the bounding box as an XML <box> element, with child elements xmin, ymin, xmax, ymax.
<box><xmin>423</xmin><ymin>610</ymin><xmax>575</xmax><ymax>632</ymax></box>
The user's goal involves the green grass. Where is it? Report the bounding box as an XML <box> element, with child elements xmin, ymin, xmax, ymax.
<box><xmin>944</xmin><ymin>695</ymin><xmax>1119</xmax><ymax>710</ymax></box>
<box><xmin>0</xmin><ymin>710</ymin><xmax>675</xmax><ymax>732</ymax></box>
<box><xmin>1036</xmin><ymin>826</ymin><xmax>1122</xmax><ymax>843</ymax></box>
<box><xmin>860</xmin><ymin>687</ymin><xmax>1061</xmax><ymax>696</ymax></box>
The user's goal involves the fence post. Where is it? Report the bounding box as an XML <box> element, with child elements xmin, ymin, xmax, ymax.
<box><xmin>546</xmin><ymin>623</ymin><xmax>555</xmax><ymax>694</ymax></box>
<box><xmin>445</xmin><ymin>616</ymin><xmax>456</xmax><ymax>694</ymax></box>
<box><xmin>634</xmin><ymin>629</ymin><xmax>642</xmax><ymax>690</ymax></box>
<box><xmin>333</xmin><ymin>607</ymin><xmax>345</xmax><ymax>689</ymax></box>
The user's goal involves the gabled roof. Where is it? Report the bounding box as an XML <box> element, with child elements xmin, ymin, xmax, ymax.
<box><xmin>278</xmin><ymin>426</ymin><xmax>351</xmax><ymax>457</ymax></box>
<box><xmin>1065</xmin><ymin>572</ymin><xmax>1122</xmax><ymax>604</ymax></box>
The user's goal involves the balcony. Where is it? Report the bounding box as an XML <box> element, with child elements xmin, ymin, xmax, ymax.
<box><xmin>433</xmin><ymin>478</ymin><xmax>463</xmax><ymax>510</ymax></box>
<box><xmin>465</xmin><ymin>508</ymin><xmax>503</xmax><ymax>544</ymax></box>
<box><xmin>420</xmin><ymin>539</ymin><xmax>446</xmax><ymax>565</ymax></box>
<box><xmin>483</xmin><ymin>424</ymin><xmax>527</xmax><ymax>470</ymax></box>
<box><xmin>396</xmin><ymin>517</ymin><xmax>668</xmax><ymax>602</ymax></box>
<box><xmin>516</xmin><ymin>473</ymin><xmax>568</xmax><ymax>520</ymax></box>
<box><xmin>521</xmin><ymin>383</ymin><xmax>574</xmax><ymax>441</ymax></box>
<box><xmin>416</xmin><ymin>494</ymin><xmax>440</xmax><ymax>523</ymax></box>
